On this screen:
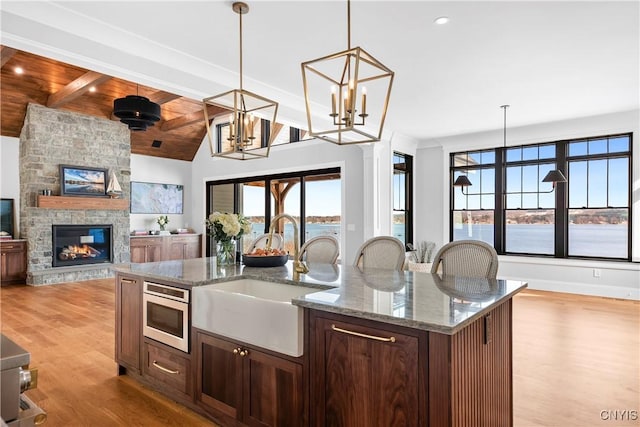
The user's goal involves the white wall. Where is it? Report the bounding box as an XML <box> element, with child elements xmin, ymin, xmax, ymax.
<box><xmin>4</xmin><ymin>110</ymin><xmax>637</xmax><ymax>299</ymax></box>
<box><xmin>189</xmin><ymin>135</ymin><xmax>366</xmax><ymax>265</ymax></box>
<box><xmin>0</xmin><ymin>140</ymin><xmax>193</xmax><ymax>236</ymax></box>
<box><xmin>416</xmin><ymin>109</ymin><xmax>640</xmax><ymax>300</ymax></box>
<box><xmin>130</xmin><ymin>154</ymin><xmax>192</xmax><ymax>232</ymax></box>
<box><xmin>0</xmin><ymin>136</ymin><xmax>21</xmax><ymax>236</ymax></box>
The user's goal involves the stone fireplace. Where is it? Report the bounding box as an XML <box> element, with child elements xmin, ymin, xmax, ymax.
<box><xmin>19</xmin><ymin>104</ymin><xmax>131</xmax><ymax>285</ymax></box>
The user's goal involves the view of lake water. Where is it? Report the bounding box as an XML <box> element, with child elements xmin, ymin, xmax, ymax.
<box><xmin>250</xmin><ymin>222</ymin><xmax>627</xmax><ymax>259</ymax></box>
<box><xmin>454</xmin><ymin>223</ymin><xmax>627</xmax><ymax>258</ymax></box>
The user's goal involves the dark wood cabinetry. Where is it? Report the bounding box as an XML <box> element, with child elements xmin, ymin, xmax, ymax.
<box><xmin>115</xmin><ymin>274</ymin><xmax>142</xmax><ymax>373</ymax></box>
<box><xmin>195</xmin><ymin>330</ymin><xmax>306</xmax><ymax>427</ymax></box>
<box><xmin>113</xmin><ymin>266</ymin><xmax>518</xmax><ymax>427</ymax></box>
<box><xmin>309</xmin><ymin>301</ymin><xmax>514</xmax><ymax>427</ymax></box>
<box><xmin>0</xmin><ymin>240</ymin><xmax>27</xmax><ymax>285</ymax></box>
<box><xmin>144</xmin><ymin>340</ymin><xmax>192</xmax><ymax>399</ymax></box>
<box><xmin>130</xmin><ymin>234</ymin><xmax>201</xmax><ymax>263</ymax></box>
<box><xmin>309</xmin><ymin>311</ymin><xmax>427</xmax><ymax>426</ymax></box>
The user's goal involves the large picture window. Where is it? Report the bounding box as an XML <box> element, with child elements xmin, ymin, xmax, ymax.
<box><xmin>450</xmin><ymin>133</ymin><xmax>631</xmax><ymax>261</ymax></box>
<box><xmin>206</xmin><ymin>168</ymin><xmax>341</xmax><ymax>257</ymax></box>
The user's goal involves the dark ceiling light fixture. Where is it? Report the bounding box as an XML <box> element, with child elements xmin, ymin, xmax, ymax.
<box><xmin>113</xmin><ymin>85</ymin><xmax>161</xmax><ymax>131</ymax></box>
<box><xmin>151</xmin><ymin>140</ymin><xmax>162</xmax><ymax>148</ymax></box>
<box><xmin>454</xmin><ymin>105</ymin><xmax>567</xmax><ymax>195</ymax></box>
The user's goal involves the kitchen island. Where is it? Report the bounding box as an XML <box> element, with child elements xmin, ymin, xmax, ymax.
<box><xmin>113</xmin><ymin>258</ymin><xmax>526</xmax><ymax>426</ymax></box>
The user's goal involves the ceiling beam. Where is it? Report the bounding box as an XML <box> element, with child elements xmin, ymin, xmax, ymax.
<box><xmin>148</xmin><ymin>91</ymin><xmax>181</xmax><ymax>105</ymax></box>
<box><xmin>1</xmin><ymin>46</ymin><xmax>17</xmax><ymax>67</ymax></box>
<box><xmin>161</xmin><ymin>105</ymin><xmax>227</xmax><ymax>132</ymax></box>
<box><xmin>47</xmin><ymin>71</ymin><xmax>112</xmax><ymax>108</ymax></box>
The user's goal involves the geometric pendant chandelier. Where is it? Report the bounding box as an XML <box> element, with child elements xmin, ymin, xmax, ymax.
<box><xmin>301</xmin><ymin>0</ymin><xmax>394</xmax><ymax>145</ymax></box>
<box><xmin>203</xmin><ymin>2</ymin><xmax>278</xmax><ymax>160</ymax></box>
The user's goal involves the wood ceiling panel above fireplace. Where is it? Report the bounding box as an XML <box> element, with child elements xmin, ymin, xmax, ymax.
<box><xmin>37</xmin><ymin>195</ymin><xmax>129</xmax><ymax>210</ymax></box>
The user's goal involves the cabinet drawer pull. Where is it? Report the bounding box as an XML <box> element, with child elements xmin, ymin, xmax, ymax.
<box><xmin>152</xmin><ymin>360</ymin><xmax>180</xmax><ymax>374</ymax></box>
<box><xmin>121</xmin><ymin>279</ymin><xmax>135</xmax><ymax>284</ymax></box>
<box><xmin>331</xmin><ymin>324</ymin><xmax>396</xmax><ymax>343</ymax></box>
<box><xmin>3</xmin><ymin>245</ymin><xmax>14</xmax><ymax>249</ymax></box>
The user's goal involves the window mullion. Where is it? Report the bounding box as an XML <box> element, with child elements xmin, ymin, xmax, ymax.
<box><xmin>554</xmin><ymin>142</ymin><xmax>568</xmax><ymax>257</ymax></box>
<box><xmin>495</xmin><ymin>147</ymin><xmax>505</xmax><ymax>254</ymax></box>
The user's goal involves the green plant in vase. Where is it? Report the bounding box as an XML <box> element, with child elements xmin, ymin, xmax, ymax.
<box><xmin>157</xmin><ymin>215</ymin><xmax>169</xmax><ymax>231</ymax></box>
<box><xmin>407</xmin><ymin>241</ymin><xmax>437</xmax><ymax>272</ymax></box>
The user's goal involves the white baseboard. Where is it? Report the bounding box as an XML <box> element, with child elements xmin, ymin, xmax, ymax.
<box><xmin>502</xmin><ymin>276</ymin><xmax>639</xmax><ymax>300</ymax></box>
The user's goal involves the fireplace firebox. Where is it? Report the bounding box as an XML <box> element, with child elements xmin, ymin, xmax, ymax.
<box><xmin>52</xmin><ymin>225</ymin><xmax>113</xmax><ymax>267</ymax></box>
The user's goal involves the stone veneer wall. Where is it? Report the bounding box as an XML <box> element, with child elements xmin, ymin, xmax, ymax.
<box><xmin>19</xmin><ymin>103</ymin><xmax>131</xmax><ymax>285</ymax></box>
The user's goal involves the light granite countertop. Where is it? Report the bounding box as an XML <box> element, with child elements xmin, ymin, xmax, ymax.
<box><xmin>112</xmin><ymin>258</ymin><xmax>527</xmax><ymax>334</ymax></box>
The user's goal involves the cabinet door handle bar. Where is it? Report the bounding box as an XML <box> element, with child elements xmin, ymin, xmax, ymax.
<box><xmin>331</xmin><ymin>324</ymin><xmax>396</xmax><ymax>343</ymax></box>
<box><xmin>152</xmin><ymin>361</ymin><xmax>180</xmax><ymax>374</ymax></box>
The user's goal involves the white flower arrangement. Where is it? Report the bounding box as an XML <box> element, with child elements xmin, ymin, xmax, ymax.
<box><xmin>157</xmin><ymin>215</ymin><xmax>169</xmax><ymax>230</ymax></box>
<box><xmin>206</xmin><ymin>212</ymin><xmax>252</xmax><ymax>242</ymax></box>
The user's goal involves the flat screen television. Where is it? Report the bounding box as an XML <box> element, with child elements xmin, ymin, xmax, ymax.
<box><xmin>1</xmin><ymin>198</ymin><xmax>15</xmax><ymax>238</ymax></box>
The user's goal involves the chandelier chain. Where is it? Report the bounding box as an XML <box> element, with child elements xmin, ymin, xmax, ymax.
<box><xmin>347</xmin><ymin>0</ymin><xmax>351</xmax><ymax>50</ymax></box>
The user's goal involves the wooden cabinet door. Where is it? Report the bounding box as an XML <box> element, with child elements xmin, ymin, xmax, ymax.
<box><xmin>129</xmin><ymin>243</ymin><xmax>147</xmax><ymax>263</ymax></box>
<box><xmin>311</xmin><ymin>315</ymin><xmax>423</xmax><ymax>427</ymax></box>
<box><xmin>167</xmin><ymin>236</ymin><xmax>202</xmax><ymax>260</ymax></box>
<box><xmin>195</xmin><ymin>330</ymin><xmax>306</xmax><ymax>427</ymax></box>
<box><xmin>195</xmin><ymin>332</ymin><xmax>243</xmax><ymax>420</ymax></box>
<box><xmin>167</xmin><ymin>241</ymin><xmax>186</xmax><ymax>260</ymax></box>
<box><xmin>0</xmin><ymin>241</ymin><xmax>27</xmax><ymax>285</ymax></box>
<box><xmin>146</xmin><ymin>242</ymin><xmax>164</xmax><ymax>262</ymax></box>
<box><xmin>183</xmin><ymin>238</ymin><xmax>201</xmax><ymax>259</ymax></box>
<box><xmin>116</xmin><ymin>275</ymin><xmax>141</xmax><ymax>373</ymax></box>
<box><xmin>130</xmin><ymin>237</ymin><xmax>164</xmax><ymax>263</ymax></box>
<box><xmin>243</xmin><ymin>348</ymin><xmax>305</xmax><ymax>427</ymax></box>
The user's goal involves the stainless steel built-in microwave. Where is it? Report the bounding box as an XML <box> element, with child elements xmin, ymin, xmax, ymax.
<box><xmin>142</xmin><ymin>281</ymin><xmax>189</xmax><ymax>353</ymax></box>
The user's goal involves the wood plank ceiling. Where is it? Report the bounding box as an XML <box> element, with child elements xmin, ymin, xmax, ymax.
<box><xmin>1</xmin><ymin>46</ymin><xmax>228</xmax><ymax>161</ymax></box>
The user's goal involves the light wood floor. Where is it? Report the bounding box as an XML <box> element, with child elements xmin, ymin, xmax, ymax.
<box><xmin>1</xmin><ymin>280</ymin><xmax>638</xmax><ymax>426</ymax></box>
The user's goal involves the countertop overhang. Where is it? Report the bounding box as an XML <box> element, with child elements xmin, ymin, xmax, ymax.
<box><xmin>112</xmin><ymin>258</ymin><xmax>527</xmax><ymax>335</ymax></box>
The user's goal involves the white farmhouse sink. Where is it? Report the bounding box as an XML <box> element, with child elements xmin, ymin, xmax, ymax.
<box><xmin>192</xmin><ymin>279</ymin><xmax>319</xmax><ymax>357</ymax></box>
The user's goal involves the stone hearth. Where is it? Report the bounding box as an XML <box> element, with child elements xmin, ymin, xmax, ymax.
<box><xmin>19</xmin><ymin>104</ymin><xmax>131</xmax><ymax>285</ymax></box>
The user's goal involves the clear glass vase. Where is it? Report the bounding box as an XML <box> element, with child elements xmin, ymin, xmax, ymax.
<box><xmin>216</xmin><ymin>238</ymin><xmax>237</xmax><ymax>266</ymax></box>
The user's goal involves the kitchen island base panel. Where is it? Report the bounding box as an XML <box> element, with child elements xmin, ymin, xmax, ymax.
<box><xmin>310</xmin><ymin>300</ymin><xmax>513</xmax><ymax>427</ymax></box>
<box><xmin>113</xmin><ymin>262</ymin><xmax>525</xmax><ymax>427</ymax></box>
<box><xmin>429</xmin><ymin>299</ymin><xmax>513</xmax><ymax>427</ymax></box>
<box><xmin>310</xmin><ymin>311</ymin><xmax>427</xmax><ymax>427</ymax></box>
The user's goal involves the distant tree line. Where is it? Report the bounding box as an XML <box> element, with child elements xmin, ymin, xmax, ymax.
<box><xmin>246</xmin><ymin>215</ymin><xmax>340</xmax><ymax>224</ymax></box>
<box><xmin>456</xmin><ymin>209</ymin><xmax>628</xmax><ymax>225</ymax></box>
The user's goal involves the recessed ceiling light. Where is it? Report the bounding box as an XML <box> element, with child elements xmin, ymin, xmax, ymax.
<box><xmin>89</xmin><ymin>86</ymin><xmax>96</xmax><ymax>93</ymax></box>
<box><xmin>434</xmin><ymin>16</ymin><xmax>450</xmax><ymax>25</ymax></box>
<box><xmin>14</xmin><ymin>66</ymin><xmax>24</xmax><ymax>75</ymax></box>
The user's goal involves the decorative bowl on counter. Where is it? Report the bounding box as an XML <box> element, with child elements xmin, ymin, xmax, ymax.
<box><xmin>242</xmin><ymin>254</ymin><xmax>289</xmax><ymax>267</ymax></box>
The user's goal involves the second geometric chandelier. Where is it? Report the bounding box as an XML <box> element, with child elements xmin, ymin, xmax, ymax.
<box><xmin>301</xmin><ymin>0</ymin><xmax>394</xmax><ymax>145</ymax></box>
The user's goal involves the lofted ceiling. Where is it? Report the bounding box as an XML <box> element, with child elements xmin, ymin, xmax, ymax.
<box><xmin>0</xmin><ymin>47</ymin><xmax>227</xmax><ymax>161</ymax></box>
<box><xmin>0</xmin><ymin>1</ymin><xmax>638</xmax><ymax>161</ymax></box>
